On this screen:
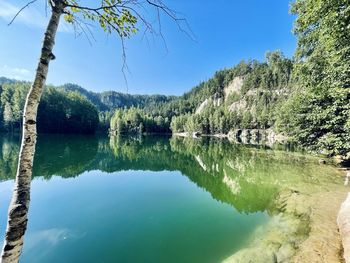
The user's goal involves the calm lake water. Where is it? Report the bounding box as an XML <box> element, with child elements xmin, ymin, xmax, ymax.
<box><xmin>0</xmin><ymin>135</ymin><xmax>345</xmax><ymax>263</ymax></box>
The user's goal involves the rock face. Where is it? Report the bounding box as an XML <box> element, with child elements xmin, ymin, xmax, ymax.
<box><xmin>195</xmin><ymin>93</ymin><xmax>222</xmax><ymax>115</ymax></box>
<box><xmin>195</xmin><ymin>76</ymin><xmax>246</xmax><ymax>114</ymax></box>
<box><xmin>338</xmin><ymin>192</ymin><xmax>350</xmax><ymax>263</ymax></box>
<box><xmin>228</xmin><ymin>99</ymin><xmax>247</xmax><ymax>113</ymax></box>
<box><xmin>195</xmin><ymin>98</ymin><xmax>210</xmax><ymax>115</ymax></box>
<box><xmin>266</xmin><ymin>129</ymin><xmax>288</xmax><ymax>145</ymax></box>
<box><xmin>224</xmin><ymin>76</ymin><xmax>244</xmax><ymax>99</ymax></box>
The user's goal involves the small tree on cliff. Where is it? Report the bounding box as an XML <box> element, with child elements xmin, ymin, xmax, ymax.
<box><xmin>1</xmin><ymin>1</ymin><xmax>187</xmax><ymax>262</ymax></box>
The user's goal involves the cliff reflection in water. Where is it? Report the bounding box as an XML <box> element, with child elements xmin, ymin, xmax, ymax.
<box><xmin>0</xmin><ymin>134</ymin><xmax>341</xmax><ymax>215</ymax></box>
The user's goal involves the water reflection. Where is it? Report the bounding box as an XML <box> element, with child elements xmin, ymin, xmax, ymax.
<box><xmin>34</xmin><ymin>135</ymin><xmax>98</xmax><ymax>178</ymax></box>
<box><xmin>0</xmin><ymin>134</ymin><xmax>342</xmax><ymax>215</ymax></box>
<box><xmin>0</xmin><ymin>135</ymin><xmax>20</xmax><ymax>182</ymax></box>
<box><xmin>0</xmin><ymin>134</ymin><xmax>346</xmax><ymax>262</ymax></box>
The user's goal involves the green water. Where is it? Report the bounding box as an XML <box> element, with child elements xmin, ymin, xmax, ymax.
<box><xmin>0</xmin><ymin>135</ymin><xmax>344</xmax><ymax>263</ymax></box>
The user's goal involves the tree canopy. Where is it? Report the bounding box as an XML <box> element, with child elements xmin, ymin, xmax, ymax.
<box><xmin>0</xmin><ymin>82</ymin><xmax>99</xmax><ymax>134</ymax></box>
<box><xmin>280</xmin><ymin>0</ymin><xmax>350</xmax><ymax>156</ymax></box>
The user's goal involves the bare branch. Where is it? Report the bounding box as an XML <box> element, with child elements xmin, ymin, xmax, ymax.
<box><xmin>7</xmin><ymin>0</ymin><xmax>39</xmax><ymax>26</ymax></box>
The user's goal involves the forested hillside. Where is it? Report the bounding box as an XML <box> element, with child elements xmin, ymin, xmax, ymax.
<box><xmin>0</xmin><ymin>78</ymin><xmax>175</xmax><ymax>133</ymax></box>
<box><xmin>59</xmin><ymin>83</ymin><xmax>175</xmax><ymax>112</ymax></box>
<box><xmin>0</xmin><ymin>81</ymin><xmax>99</xmax><ymax>134</ymax></box>
<box><xmin>110</xmin><ymin>51</ymin><xmax>294</xmax><ymax>136</ymax></box>
<box><xmin>170</xmin><ymin>51</ymin><xmax>293</xmax><ymax>134</ymax></box>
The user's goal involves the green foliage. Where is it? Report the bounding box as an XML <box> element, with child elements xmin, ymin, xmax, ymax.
<box><xmin>59</xmin><ymin>83</ymin><xmax>174</xmax><ymax>112</ymax></box>
<box><xmin>0</xmin><ymin>79</ymin><xmax>175</xmax><ymax>133</ymax></box>
<box><xmin>110</xmin><ymin>107</ymin><xmax>170</xmax><ymax>134</ymax></box>
<box><xmin>0</xmin><ymin>82</ymin><xmax>28</xmax><ymax>131</ymax></box>
<box><xmin>60</xmin><ymin>83</ymin><xmax>175</xmax><ymax>131</ymax></box>
<box><xmin>0</xmin><ymin>81</ymin><xmax>99</xmax><ymax>134</ymax></box>
<box><xmin>38</xmin><ymin>88</ymin><xmax>99</xmax><ymax>134</ymax></box>
<box><xmin>241</xmin><ymin>51</ymin><xmax>293</xmax><ymax>95</ymax></box>
<box><xmin>65</xmin><ymin>0</ymin><xmax>138</xmax><ymax>38</ymax></box>
<box><xmin>277</xmin><ymin>0</ymin><xmax>350</xmax><ymax>156</ymax></box>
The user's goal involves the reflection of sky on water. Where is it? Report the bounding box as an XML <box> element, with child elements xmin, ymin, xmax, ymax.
<box><xmin>24</xmin><ymin>228</ymin><xmax>86</xmax><ymax>262</ymax></box>
<box><xmin>26</xmin><ymin>228</ymin><xmax>85</xmax><ymax>249</ymax></box>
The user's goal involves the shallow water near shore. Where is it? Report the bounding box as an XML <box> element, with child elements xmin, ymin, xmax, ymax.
<box><xmin>0</xmin><ymin>134</ymin><xmax>347</xmax><ymax>262</ymax></box>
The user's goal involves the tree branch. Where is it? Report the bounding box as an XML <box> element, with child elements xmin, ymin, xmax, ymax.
<box><xmin>7</xmin><ymin>0</ymin><xmax>39</xmax><ymax>26</ymax></box>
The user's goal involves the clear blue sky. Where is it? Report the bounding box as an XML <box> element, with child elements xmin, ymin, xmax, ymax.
<box><xmin>0</xmin><ymin>0</ymin><xmax>296</xmax><ymax>95</ymax></box>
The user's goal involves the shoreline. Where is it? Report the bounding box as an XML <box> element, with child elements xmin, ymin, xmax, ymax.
<box><xmin>223</xmin><ymin>168</ymin><xmax>348</xmax><ymax>263</ymax></box>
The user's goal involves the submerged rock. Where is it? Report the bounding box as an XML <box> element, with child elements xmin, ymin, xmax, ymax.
<box><xmin>223</xmin><ymin>190</ymin><xmax>310</xmax><ymax>263</ymax></box>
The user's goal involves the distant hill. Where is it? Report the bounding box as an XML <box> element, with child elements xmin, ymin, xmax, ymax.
<box><xmin>57</xmin><ymin>83</ymin><xmax>177</xmax><ymax>112</ymax></box>
<box><xmin>0</xmin><ymin>77</ymin><xmax>19</xmax><ymax>85</ymax></box>
<box><xmin>57</xmin><ymin>84</ymin><xmax>176</xmax><ymax>112</ymax></box>
<box><xmin>0</xmin><ymin>77</ymin><xmax>178</xmax><ymax>133</ymax></box>
<box><xmin>0</xmin><ymin>77</ymin><xmax>176</xmax><ymax>112</ymax></box>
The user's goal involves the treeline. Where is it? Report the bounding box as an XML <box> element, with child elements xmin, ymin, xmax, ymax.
<box><xmin>0</xmin><ymin>79</ymin><xmax>175</xmax><ymax>134</ymax></box>
<box><xmin>59</xmin><ymin>83</ymin><xmax>175</xmax><ymax>112</ymax></box>
<box><xmin>0</xmin><ymin>82</ymin><xmax>99</xmax><ymax>134</ymax></box>
<box><xmin>37</xmin><ymin>88</ymin><xmax>99</xmax><ymax>134</ymax></box>
<box><xmin>59</xmin><ymin>83</ymin><xmax>175</xmax><ymax>132</ymax></box>
<box><xmin>110</xmin><ymin>107</ymin><xmax>170</xmax><ymax>135</ymax></box>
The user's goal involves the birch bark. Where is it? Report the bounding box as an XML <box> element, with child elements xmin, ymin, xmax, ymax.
<box><xmin>1</xmin><ymin>2</ymin><xmax>64</xmax><ymax>262</ymax></box>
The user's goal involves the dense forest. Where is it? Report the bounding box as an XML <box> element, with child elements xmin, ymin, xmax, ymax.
<box><xmin>0</xmin><ymin>80</ymin><xmax>99</xmax><ymax>134</ymax></box>
<box><xmin>0</xmin><ymin>78</ymin><xmax>174</xmax><ymax>134</ymax></box>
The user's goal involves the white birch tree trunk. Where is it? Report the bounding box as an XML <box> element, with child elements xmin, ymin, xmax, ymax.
<box><xmin>1</xmin><ymin>2</ymin><xmax>64</xmax><ymax>262</ymax></box>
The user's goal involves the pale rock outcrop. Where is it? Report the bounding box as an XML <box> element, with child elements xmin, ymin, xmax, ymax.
<box><xmin>266</xmin><ymin>129</ymin><xmax>288</xmax><ymax>144</ymax></box>
<box><xmin>227</xmin><ymin>128</ymin><xmax>288</xmax><ymax>146</ymax></box>
<box><xmin>222</xmin><ymin>170</ymin><xmax>241</xmax><ymax>195</ymax></box>
<box><xmin>246</xmin><ymin>89</ymin><xmax>257</xmax><ymax>96</ymax></box>
<box><xmin>195</xmin><ymin>93</ymin><xmax>222</xmax><ymax>115</ymax></box>
<box><xmin>195</xmin><ymin>99</ymin><xmax>210</xmax><ymax>115</ymax></box>
<box><xmin>195</xmin><ymin>155</ymin><xmax>207</xmax><ymax>171</ymax></box>
<box><xmin>224</xmin><ymin>76</ymin><xmax>244</xmax><ymax>99</ymax></box>
<box><xmin>228</xmin><ymin>99</ymin><xmax>247</xmax><ymax>112</ymax></box>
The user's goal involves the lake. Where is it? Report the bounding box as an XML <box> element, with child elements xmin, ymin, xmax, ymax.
<box><xmin>0</xmin><ymin>135</ymin><xmax>346</xmax><ymax>262</ymax></box>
